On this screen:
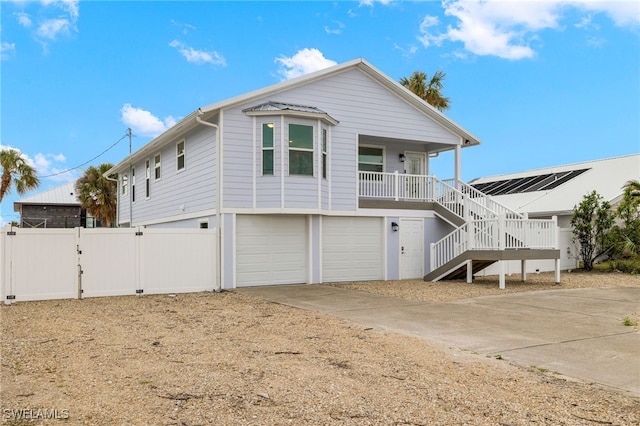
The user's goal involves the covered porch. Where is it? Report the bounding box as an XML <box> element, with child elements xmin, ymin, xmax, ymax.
<box><xmin>357</xmin><ymin>134</ymin><xmax>469</xmax><ymax>196</ymax></box>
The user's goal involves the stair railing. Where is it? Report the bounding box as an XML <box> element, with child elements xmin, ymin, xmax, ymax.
<box><xmin>442</xmin><ymin>179</ymin><xmax>525</xmax><ymax>219</ymax></box>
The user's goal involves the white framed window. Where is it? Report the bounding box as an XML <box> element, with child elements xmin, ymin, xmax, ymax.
<box><xmin>154</xmin><ymin>153</ymin><xmax>161</xmax><ymax>180</ymax></box>
<box><xmin>262</xmin><ymin>123</ymin><xmax>274</xmax><ymax>176</ymax></box>
<box><xmin>145</xmin><ymin>159</ymin><xmax>150</xmax><ymax>198</ymax></box>
<box><xmin>322</xmin><ymin>128</ymin><xmax>328</xmax><ymax>179</ymax></box>
<box><xmin>131</xmin><ymin>166</ymin><xmax>136</xmax><ymax>203</ymax></box>
<box><xmin>358</xmin><ymin>146</ymin><xmax>384</xmax><ymax>173</ymax></box>
<box><xmin>288</xmin><ymin>123</ymin><xmax>314</xmax><ymax>176</ymax></box>
<box><xmin>121</xmin><ymin>174</ymin><xmax>128</xmax><ymax>195</ymax></box>
<box><xmin>177</xmin><ymin>140</ymin><xmax>185</xmax><ymax>171</ymax></box>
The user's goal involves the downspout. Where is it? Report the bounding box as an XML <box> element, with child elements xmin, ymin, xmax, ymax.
<box><xmin>196</xmin><ymin>111</ymin><xmax>222</xmax><ymax>292</ymax></box>
<box><xmin>104</xmin><ymin>173</ymin><xmax>119</xmax><ymax>227</ymax></box>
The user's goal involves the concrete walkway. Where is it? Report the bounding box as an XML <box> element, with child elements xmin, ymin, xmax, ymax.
<box><xmin>238</xmin><ymin>285</ymin><xmax>640</xmax><ymax>397</ymax></box>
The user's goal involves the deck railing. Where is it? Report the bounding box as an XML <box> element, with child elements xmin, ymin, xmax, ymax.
<box><xmin>358</xmin><ymin>171</ymin><xmax>498</xmax><ymax>221</ymax></box>
<box><xmin>442</xmin><ymin>178</ymin><xmax>525</xmax><ymax>220</ymax></box>
<box><xmin>430</xmin><ymin>216</ymin><xmax>558</xmax><ymax>271</ymax></box>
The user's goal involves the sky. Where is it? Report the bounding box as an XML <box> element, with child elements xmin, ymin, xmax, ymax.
<box><xmin>1</xmin><ymin>0</ymin><xmax>639</xmax><ymax>225</ymax></box>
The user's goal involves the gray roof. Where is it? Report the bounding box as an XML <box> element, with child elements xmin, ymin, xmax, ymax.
<box><xmin>242</xmin><ymin>101</ymin><xmax>327</xmax><ymax>114</ymax></box>
<box><xmin>14</xmin><ymin>181</ymin><xmax>79</xmax><ymax>211</ymax></box>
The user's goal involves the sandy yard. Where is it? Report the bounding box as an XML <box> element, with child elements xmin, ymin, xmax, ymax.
<box><xmin>1</xmin><ymin>271</ymin><xmax>638</xmax><ymax>425</ymax></box>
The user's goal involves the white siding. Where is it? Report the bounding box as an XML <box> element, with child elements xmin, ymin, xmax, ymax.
<box><xmin>221</xmin><ymin>68</ymin><xmax>459</xmax><ymax>212</ymax></box>
<box><xmin>119</xmin><ymin>125</ymin><xmax>216</xmax><ymax>226</ymax></box>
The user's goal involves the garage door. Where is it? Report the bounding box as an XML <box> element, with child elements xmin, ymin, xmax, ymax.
<box><xmin>236</xmin><ymin>215</ymin><xmax>307</xmax><ymax>287</ymax></box>
<box><xmin>322</xmin><ymin>217</ymin><xmax>383</xmax><ymax>282</ymax></box>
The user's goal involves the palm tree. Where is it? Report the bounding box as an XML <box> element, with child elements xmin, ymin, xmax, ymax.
<box><xmin>0</xmin><ymin>148</ymin><xmax>40</xmax><ymax>203</ymax></box>
<box><xmin>399</xmin><ymin>70</ymin><xmax>451</xmax><ymax>112</ymax></box>
<box><xmin>75</xmin><ymin>163</ymin><xmax>117</xmax><ymax>227</ymax></box>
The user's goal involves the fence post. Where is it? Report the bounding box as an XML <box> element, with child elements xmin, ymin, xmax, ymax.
<box><xmin>394</xmin><ymin>171</ymin><xmax>399</xmax><ymax>201</ymax></box>
<box><xmin>429</xmin><ymin>242</ymin><xmax>435</xmax><ymax>273</ymax></box>
<box><xmin>499</xmin><ymin>214</ymin><xmax>506</xmax><ymax>250</ymax></box>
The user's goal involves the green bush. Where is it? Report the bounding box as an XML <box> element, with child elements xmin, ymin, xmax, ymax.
<box><xmin>594</xmin><ymin>256</ymin><xmax>640</xmax><ymax>274</ymax></box>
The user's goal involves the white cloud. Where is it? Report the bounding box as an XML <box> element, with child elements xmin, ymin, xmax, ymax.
<box><xmin>120</xmin><ymin>104</ymin><xmax>177</xmax><ymax>138</ymax></box>
<box><xmin>33</xmin><ymin>152</ymin><xmax>74</xmax><ymax>182</ymax></box>
<box><xmin>275</xmin><ymin>48</ymin><xmax>337</xmax><ymax>80</ymax></box>
<box><xmin>169</xmin><ymin>40</ymin><xmax>226</xmax><ymax>66</ymax></box>
<box><xmin>170</xmin><ymin>19</ymin><xmax>197</xmax><ymax>35</ymax></box>
<box><xmin>37</xmin><ymin>18</ymin><xmax>72</xmax><ymax>40</ymax></box>
<box><xmin>0</xmin><ymin>144</ymin><xmax>72</xmax><ymax>182</ymax></box>
<box><xmin>1</xmin><ymin>42</ymin><xmax>16</xmax><ymax>60</ymax></box>
<box><xmin>359</xmin><ymin>0</ymin><xmax>393</xmax><ymax>7</ymax></box>
<box><xmin>11</xmin><ymin>0</ymin><xmax>80</xmax><ymax>49</ymax></box>
<box><xmin>324</xmin><ymin>21</ymin><xmax>345</xmax><ymax>35</ymax></box>
<box><xmin>574</xmin><ymin>0</ymin><xmax>640</xmax><ymax>27</ymax></box>
<box><xmin>419</xmin><ymin>0</ymin><xmax>639</xmax><ymax>60</ymax></box>
<box><xmin>15</xmin><ymin>12</ymin><xmax>32</xmax><ymax>28</ymax></box>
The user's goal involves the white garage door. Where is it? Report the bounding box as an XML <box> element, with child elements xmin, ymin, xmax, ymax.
<box><xmin>322</xmin><ymin>217</ymin><xmax>383</xmax><ymax>282</ymax></box>
<box><xmin>236</xmin><ymin>215</ymin><xmax>307</xmax><ymax>287</ymax></box>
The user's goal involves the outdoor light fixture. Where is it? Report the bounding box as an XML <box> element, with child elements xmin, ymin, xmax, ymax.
<box><xmin>391</xmin><ymin>221</ymin><xmax>399</xmax><ymax>232</ymax></box>
<box><xmin>399</xmin><ymin>153</ymin><xmax>405</xmax><ymax>162</ymax></box>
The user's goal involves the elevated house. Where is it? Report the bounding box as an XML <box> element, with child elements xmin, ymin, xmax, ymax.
<box><xmin>106</xmin><ymin>58</ymin><xmax>559</xmax><ymax>290</ymax></box>
<box><xmin>469</xmin><ymin>154</ymin><xmax>640</xmax><ymax>275</ymax></box>
<box><xmin>13</xmin><ymin>181</ymin><xmax>97</xmax><ymax>228</ymax></box>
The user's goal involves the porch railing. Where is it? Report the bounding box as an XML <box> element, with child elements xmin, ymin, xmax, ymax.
<box><xmin>358</xmin><ymin>171</ymin><xmax>499</xmax><ymax>222</ymax></box>
<box><xmin>429</xmin><ymin>216</ymin><xmax>558</xmax><ymax>272</ymax></box>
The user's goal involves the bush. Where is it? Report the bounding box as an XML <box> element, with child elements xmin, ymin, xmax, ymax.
<box><xmin>594</xmin><ymin>256</ymin><xmax>640</xmax><ymax>274</ymax></box>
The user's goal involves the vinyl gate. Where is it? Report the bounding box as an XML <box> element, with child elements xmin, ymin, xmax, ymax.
<box><xmin>1</xmin><ymin>226</ymin><xmax>217</xmax><ymax>303</ymax></box>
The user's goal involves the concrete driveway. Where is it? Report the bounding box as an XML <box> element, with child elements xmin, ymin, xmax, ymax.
<box><xmin>238</xmin><ymin>285</ymin><xmax>640</xmax><ymax>397</ymax></box>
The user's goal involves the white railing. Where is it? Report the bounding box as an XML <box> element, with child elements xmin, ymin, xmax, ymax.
<box><xmin>443</xmin><ymin>178</ymin><xmax>525</xmax><ymax>219</ymax></box>
<box><xmin>430</xmin><ymin>216</ymin><xmax>558</xmax><ymax>272</ymax></box>
<box><xmin>358</xmin><ymin>171</ymin><xmax>436</xmax><ymax>201</ymax></box>
<box><xmin>358</xmin><ymin>172</ymin><xmax>499</xmax><ymax>222</ymax></box>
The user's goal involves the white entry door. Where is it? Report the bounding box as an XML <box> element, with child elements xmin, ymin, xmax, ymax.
<box><xmin>404</xmin><ymin>152</ymin><xmax>427</xmax><ymax>199</ymax></box>
<box><xmin>400</xmin><ymin>218</ymin><xmax>424</xmax><ymax>279</ymax></box>
<box><xmin>404</xmin><ymin>152</ymin><xmax>426</xmax><ymax>175</ymax></box>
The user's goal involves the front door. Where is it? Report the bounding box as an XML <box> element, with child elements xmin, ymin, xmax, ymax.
<box><xmin>404</xmin><ymin>152</ymin><xmax>427</xmax><ymax>199</ymax></box>
<box><xmin>404</xmin><ymin>152</ymin><xmax>426</xmax><ymax>175</ymax></box>
<box><xmin>400</xmin><ymin>218</ymin><xmax>424</xmax><ymax>279</ymax></box>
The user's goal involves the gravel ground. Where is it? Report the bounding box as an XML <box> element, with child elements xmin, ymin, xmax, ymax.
<box><xmin>1</xmin><ymin>271</ymin><xmax>639</xmax><ymax>425</ymax></box>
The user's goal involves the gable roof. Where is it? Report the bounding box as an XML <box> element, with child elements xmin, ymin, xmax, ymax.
<box><xmin>469</xmin><ymin>154</ymin><xmax>640</xmax><ymax>216</ymax></box>
<box><xmin>13</xmin><ymin>181</ymin><xmax>79</xmax><ymax>211</ymax></box>
<box><xmin>108</xmin><ymin>58</ymin><xmax>480</xmax><ymax>174</ymax></box>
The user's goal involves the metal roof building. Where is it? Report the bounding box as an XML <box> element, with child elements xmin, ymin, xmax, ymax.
<box><xmin>469</xmin><ymin>154</ymin><xmax>639</xmax><ymax>220</ymax></box>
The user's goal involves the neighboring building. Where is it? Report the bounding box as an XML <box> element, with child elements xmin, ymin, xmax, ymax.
<box><xmin>13</xmin><ymin>181</ymin><xmax>98</xmax><ymax>228</ymax></box>
<box><xmin>107</xmin><ymin>58</ymin><xmax>559</xmax><ymax>290</ymax></box>
<box><xmin>469</xmin><ymin>154</ymin><xmax>640</xmax><ymax>274</ymax></box>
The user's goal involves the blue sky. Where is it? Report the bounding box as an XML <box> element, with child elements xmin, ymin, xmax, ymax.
<box><xmin>1</xmin><ymin>0</ymin><xmax>639</xmax><ymax>225</ymax></box>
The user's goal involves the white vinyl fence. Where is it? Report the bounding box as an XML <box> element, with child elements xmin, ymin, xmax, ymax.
<box><xmin>1</xmin><ymin>226</ymin><xmax>216</xmax><ymax>304</ymax></box>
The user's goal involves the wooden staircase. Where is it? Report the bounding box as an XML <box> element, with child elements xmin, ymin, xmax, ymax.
<box><xmin>425</xmin><ymin>180</ymin><xmax>560</xmax><ymax>283</ymax></box>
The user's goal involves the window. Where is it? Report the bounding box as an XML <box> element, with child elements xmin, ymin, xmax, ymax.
<box><xmin>288</xmin><ymin>124</ymin><xmax>314</xmax><ymax>176</ymax></box>
<box><xmin>121</xmin><ymin>174</ymin><xmax>128</xmax><ymax>195</ymax></box>
<box><xmin>177</xmin><ymin>140</ymin><xmax>185</xmax><ymax>171</ymax></box>
<box><xmin>358</xmin><ymin>146</ymin><xmax>384</xmax><ymax>172</ymax></box>
<box><xmin>262</xmin><ymin>123</ymin><xmax>274</xmax><ymax>175</ymax></box>
<box><xmin>322</xmin><ymin>129</ymin><xmax>327</xmax><ymax>179</ymax></box>
<box><xmin>131</xmin><ymin>166</ymin><xmax>136</xmax><ymax>203</ymax></box>
<box><xmin>154</xmin><ymin>153</ymin><xmax>161</xmax><ymax>179</ymax></box>
<box><xmin>145</xmin><ymin>159</ymin><xmax>150</xmax><ymax>198</ymax></box>
<box><xmin>198</xmin><ymin>219</ymin><xmax>209</xmax><ymax>229</ymax></box>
